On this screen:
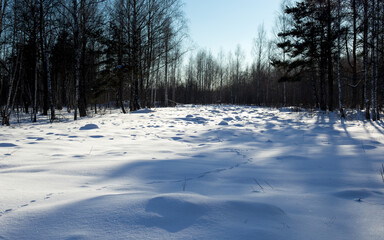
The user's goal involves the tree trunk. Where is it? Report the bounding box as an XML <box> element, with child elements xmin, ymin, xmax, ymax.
<box><xmin>39</xmin><ymin>0</ymin><xmax>55</xmax><ymax>121</ymax></box>
<box><xmin>130</xmin><ymin>0</ymin><xmax>141</xmax><ymax>112</ymax></box>
<box><xmin>370</xmin><ymin>0</ymin><xmax>376</xmax><ymax>121</ymax></box>
<box><xmin>164</xmin><ymin>20</ymin><xmax>170</xmax><ymax>107</ymax></box>
<box><xmin>164</xmin><ymin>39</ymin><xmax>169</xmax><ymax>107</ymax></box>
<box><xmin>363</xmin><ymin>0</ymin><xmax>370</xmax><ymax>119</ymax></box>
<box><xmin>351</xmin><ymin>0</ymin><xmax>358</xmax><ymax>109</ymax></box>
<box><xmin>117</xmin><ymin>19</ymin><xmax>126</xmax><ymax>114</ymax></box>
<box><xmin>73</xmin><ymin>0</ymin><xmax>80</xmax><ymax>120</ymax></box>
<box><xmin>374</xmin><ymin>2</ymin><xmax>380</xmax><ymax>120</ymax></box>
<box><xmin>45</xmin><ymin>50</ymin><xmax>55</xmax><ymax>121</ymax></box>
<box><xmin>326</xmin><ymin>0</ymin><xmax>333</xmax><ymax>112</ymax></box>
<box><xmin>33</xmin><ymin>43</ymin><xmax>38</xmax><ymax>122</ymax></box>
<box><xmin>78</xmin><ymin>0</ymin><xmax>87</xmax><ymax>117</ymax></box>
<box><xmin>337</xmin><ymin>0</ymin><xmax>344</xmax><ymax>118</ymax></box>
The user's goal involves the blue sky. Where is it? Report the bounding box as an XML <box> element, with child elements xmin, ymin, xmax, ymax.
<box><xmin>183</xmin><ymin>0</ymin><xmax>283</xmax><ymax>63</ymax></box>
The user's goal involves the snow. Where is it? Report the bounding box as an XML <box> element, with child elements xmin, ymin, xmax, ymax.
<box><xmin>79</xmin><ymin>124</ymin><xmax>99</xmax><ymax>130</ymax></box>
<box><xmin>0</xmin><ymin>105</ymin><xmax>383</xmax><ymax>239</ymax></box>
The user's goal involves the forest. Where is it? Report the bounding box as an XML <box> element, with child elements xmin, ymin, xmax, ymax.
<box><xmin>0</xmin><ymin>0</ymin><xmax>383</xmax><ymax>125</ymax></box>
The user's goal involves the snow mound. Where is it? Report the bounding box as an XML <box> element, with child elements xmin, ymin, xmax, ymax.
<box><xmin>180</xmin><ymin>116</ymin><xmax>208</xmax><ymax>124</ymax></box>
<box><xmin>144</xmin><ymin>193</ymin><xmax>209</xmax><ymax>232</ymax></box>
<box><xmin>131</xmin><ymin>108</ymin><xmax>155</xmax><ymax>114</ymax></box>
<box><xmin>0</xmin><ymin>192</ymin><xmax>288</xmax><ymax>239</ymax></box>
<box><xmin>144</xmin><ymin>194</ymin><xmax>288</xmax><ymax>234</ymax></box>
<box><xmin>218</xmin><ymin>121</ymin><xmax>228</xmax><ymax>126</ymax></box>
<box><xmin>79</xmin><ymin>124</ymin><xmax>99</xmax><ymax>130</ymax></box>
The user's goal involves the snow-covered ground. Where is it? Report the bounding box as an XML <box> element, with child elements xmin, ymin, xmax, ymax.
<box><xmin>0</xmin><ymin>105</ymin><xmax>383</xmax><ymax>240</ymax></box>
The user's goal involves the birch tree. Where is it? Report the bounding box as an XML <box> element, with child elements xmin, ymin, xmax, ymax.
<box><xmin>253</xmin><ymin>23</ymin><xmax>266</xmax><ymax>105</ymax></box>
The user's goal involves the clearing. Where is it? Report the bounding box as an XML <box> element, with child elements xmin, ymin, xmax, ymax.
<box><xmin>0</xmin><ymin>105</ymin><xmax>383</xmax><ymax>239</ymax></box>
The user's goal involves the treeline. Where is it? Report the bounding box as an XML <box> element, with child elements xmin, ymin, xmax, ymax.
<box><xmin>274</xmin><ymin>0</ymin><xmax>383</xmax><ymax>120</ymax></box>
<box><xmin>1</xmin><ymin>0</ymin><xmax>384</xmax><ymax>125</ymax></box>
<box><xmin>0</xmin><ymin>0</ymin><xmax>186</xmax><ymax>125</ymax></box>
<box><xmin>177</xmin><ymin>0</ymin><xmax>384</xmax><ymax>121</ymax></box>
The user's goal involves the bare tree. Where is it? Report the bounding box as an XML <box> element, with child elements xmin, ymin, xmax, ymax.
<box><xmin>39</xmin><ymin>0</ymin><xmax>56</xmax><ymax>121</ymax></box>
<box><xmin>0</xmin><ymin>0</ymin><xmax>9</xmax><ymax>125</ymax></box>
<box><xmin>1</xmin><ymin>0</ymin><xmax>22</xmax><ymax>126</ymax></box>
<box><xmin>163</xmin><ymin>17</ymin><xmax>170</xmax><ymax>107</ymax></box>
<box><xmin>72</xmin><ymin>0</ymin><xmax>80</xmax><ymax>120</ymax></box>
<box><xmin>234</xmin><ymin>44</ymin><xmax>243</xmax><ymax>104</ymax></box>
<box><xmin>253</xmin><ymin>23</ymin><xmax>266</xmax><ymax>105</ymax></box>
<box><xmin>346</xmin><ymin>0</ymin><xmax>358</xmax><ymax>109</ymax></box>
<box><xmin>217</xmin><ymin>48</ymin><xmax>226</xmax><ymax>104</ymax></box>
<box><xmin>274</xmin><ymin>0</ymin><xmax>292</xmax><ymax>106</ymax></box>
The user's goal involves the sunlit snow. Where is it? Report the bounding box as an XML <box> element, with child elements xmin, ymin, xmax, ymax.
<box><xmin>0</xmin><ymin>105</ymin><xmax>383</xmax><ymax>239</ymax></box>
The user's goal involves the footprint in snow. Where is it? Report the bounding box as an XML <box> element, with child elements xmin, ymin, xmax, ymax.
<box><xmin>171</xmin><ymin>137</ymin><xmax>183</xmax><ymax>141</ymax></box>
<box><xmin>55</xmin><ymin>133</ymin><xmax>68</xmax><ymax>136</ymax></box>
<box><xmin>334</xmin><ymin>189</ymin><xmax>383</xmax><ymax>200</ymax></box>
<box><xmin>45</xmin><ymin>193</ymin><xmax>53</xmax><ymax>199</ymax></box>
<box><xmin>0</xmin><ymin>143</ymin><xmax>17</xmax><ymax>147</ymax></box>
<box><xmin>362</xmin><ymin>145</ymin><xmax>376</xmax><ymax>150</ymax></box>
<box><xmin>367</xmin><ymin>140</ymin><xmax>381</xmax><ymax>145</ymax></box>
<box><xmin>27</xmin><ymin>137</ymin><xmax>44</xmax><ymax>141</ymax></box>
<box><xmin>223</xmin><ymin>117</ymin><xmax>234</xmax><ymax>121</ymax></box>
<box><xmin>90</xmin><ymin>135</ymin><xmax>104</xmax><ymax>138</ymax></box>
<box><xmin>276</xmin><ymin>155</ymin><xmax>308</xmax><ymax>161</ymax></box>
